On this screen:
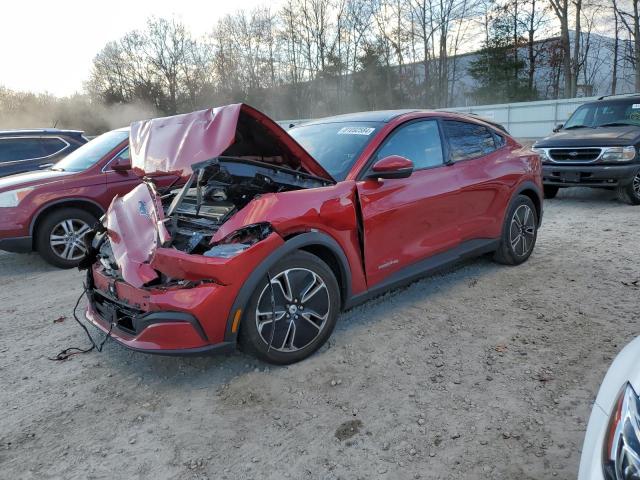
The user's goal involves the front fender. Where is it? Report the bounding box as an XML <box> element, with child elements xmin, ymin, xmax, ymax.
<box><xmin>222</xmin><ymin>231</ymin><xmax>353</xmax><ymax>344</ymax></box>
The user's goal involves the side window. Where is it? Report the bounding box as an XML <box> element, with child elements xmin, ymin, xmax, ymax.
<box><xmin>443</xmin><ymin>121</ymin><xmax>496</xmax><ymax>162</ymax></box>
<box><xmin>0</xmin><ymin>138</ymin><xmax>46</xmax><ymax>162</ymax></box>
<box><xmin>40</xmin><ymin>138</ymin><xmax>68</xmax><ymax>156</ymax></box>
<box><xmin>494</xmin><ymin>133</ymin><xmax>506</xmax><ymax>148</ymax></box>
<box><xmin>375</xmin><ymin>120</ymin><xmax>444</xmax><ymax>170</ymax></box>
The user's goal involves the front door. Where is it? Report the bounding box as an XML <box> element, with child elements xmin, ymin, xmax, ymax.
<box><xmin>104</xmin><ymin>146</ymin><xmax>180</xmax><ymax>198</ymax></box>
<box><xmin>355</xmin><ymin>119</ymin><xmax>461</xmax><ymax>288</ymax></box>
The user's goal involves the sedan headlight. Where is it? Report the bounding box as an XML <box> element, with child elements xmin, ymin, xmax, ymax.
<box><xmin>532</xmin><ymin>148</ymin><xmax>551</xmax><ymax>163</ymax></box>
<box><xmin>601</xmin><ymin>146</ymin><xmax>636</xmax><ymax>162</ymax></box>
<box><xmin>602</xmin><ymin>383</ymin><xmax>640</xmax><ymax>480</ymax></box>
<box><xmin>0</xmin><ymin>187</ymin><xmax>34</xmax><ymax>207</ymax></box>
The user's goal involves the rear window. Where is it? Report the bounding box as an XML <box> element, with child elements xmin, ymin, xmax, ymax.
<box><xmin>0</xmin><ymin>137</ymin><xmax>67</xmax><ymax>162</ymax></box>
<box><xmin>443</xmin><ymin>121</ymin><xmax>496</xmax><ymax>162</ymax></box>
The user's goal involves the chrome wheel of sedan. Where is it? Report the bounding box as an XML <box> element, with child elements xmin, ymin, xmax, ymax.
<box><xmin>509</xmin><ymin>204</ymin><xmax>536</xmax><ymax>257</ymax></box>
<box><xmin>49</xmin><ymin>219</ymin><xmax>91</xmax><ymax>261</ymax></box>
<box><xmin>255</xmin><ymin>267</ymin><xmax>331</xmax><ymax>353</ymax></box>
<box><xmin>633</xmin><ymin>172</ymin><xmax>640</xmax><ymax>197</ymax></box>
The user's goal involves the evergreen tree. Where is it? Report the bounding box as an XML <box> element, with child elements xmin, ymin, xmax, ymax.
<box><xmin>469</xmin><ymin>17</ymin><xmax>538</xmax><ymax>104</ymax></box>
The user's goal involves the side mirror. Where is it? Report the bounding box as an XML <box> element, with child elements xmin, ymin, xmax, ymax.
<box><xmin>368</xmin><ymin>155</ymin><xmax>414</xmax><ymax>180</ymax></box>
<box><xmin>111</xmin><ymin>155</ymin><xmax>132</xmax><ymax>172</ymax></box>
<box><xmin>553</xmin><ymin>123</ymin><xmax>564</xmax><ymax>133</ymax></box>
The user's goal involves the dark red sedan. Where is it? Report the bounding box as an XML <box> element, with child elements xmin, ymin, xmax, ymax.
<box><xmin>84</xmin><ymin>104</ymin><xmax>542</xmax><ymax>364</ymax></box>
<box><xmin>0</xmin><ymin>128</ymin><xmax>177</xmax><ymax>268</ymax></box>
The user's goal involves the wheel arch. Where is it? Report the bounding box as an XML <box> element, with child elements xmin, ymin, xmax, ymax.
<box><xmin>30</xmin><ymin>198</ymin><xmax>105</xmax><ymax>246</ymax></box>
<box><xmin>514</xmin><ymin>181</ymin><xmax>543</xmax><ymax>226</ymax></box>
<box><xmin>223</xmin><ymin>231</ymin><xmax>353</xmax><ymax>344</ymax></box>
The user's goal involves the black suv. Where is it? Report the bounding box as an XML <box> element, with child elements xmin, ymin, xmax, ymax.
<box><xmin>0</xmin><ymin>129</ymin><xmax>88</xmax><ymax>178</ymax></box>
<box><xmin>533</xmin><ymin>95</ymin><xmax>640</xmax><ymax>205</ymax></box>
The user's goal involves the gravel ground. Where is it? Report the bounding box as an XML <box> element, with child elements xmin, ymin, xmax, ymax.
<box><xmin>1</xmin><ymin>187</ymin><xmax>639</xmax><ymax>480</ymax></box>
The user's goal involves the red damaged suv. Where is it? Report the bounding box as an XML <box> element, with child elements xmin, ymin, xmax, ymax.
<box><xmin>83</xmin><ymin>104</ymin><xmax>542</xmax><ymax>364</ymax></box>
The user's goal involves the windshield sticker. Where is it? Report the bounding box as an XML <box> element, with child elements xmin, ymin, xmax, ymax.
<box><xmin>337</xmin><ymin>127</ymin><xmax>375</xmax><ymax>136</ymax></box>
<box><xmin>633</xmin><ymin>104</ymin><xmax>640</xmax><ymax>109</ymax></box>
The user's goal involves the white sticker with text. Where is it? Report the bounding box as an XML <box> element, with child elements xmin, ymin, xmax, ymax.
<box><xmin>337</xmin><ymin>127</ymin><xmax>375</xmax><ymax>136</ymax></box>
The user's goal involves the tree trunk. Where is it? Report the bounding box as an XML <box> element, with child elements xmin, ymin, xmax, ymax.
<box><xmin>612</xmin><ymin>2</ymin><xmax>619</xmax><ymax>95</ymax></box>
<box><xmin>635</xmin><ymin>0</ymin><xmax>640</xmax><ymax>91</ymax></box>
<box><xmin>571</xmin><ymin>0</ymin><xmax>582</xmax><ymax>97</ymax></box>
<box><xmin>527</xmin><ymin>0</ymin><xmax>536</xmax><ymax>92</ymax></box>
<box><xmin>561</xmin><ymin>16</ymin><xmax>572</xmax><ymax>98</ymax></box>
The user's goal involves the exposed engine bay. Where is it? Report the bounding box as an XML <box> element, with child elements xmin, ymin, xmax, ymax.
<box><xmin>166</xmin><ymin>157</ymin><xmax>332</xmax><ymax>254</ymax></box>
<box><xmin>87</xmin><ymin>103</ymin><xmax>336</xmax><ymax>286</ymax></box>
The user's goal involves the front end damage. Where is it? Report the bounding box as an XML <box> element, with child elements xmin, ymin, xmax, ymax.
<box><xmin>83</xmin><ymin>104</ymin><xmax>338</xmax><ymax>354</ymax></box>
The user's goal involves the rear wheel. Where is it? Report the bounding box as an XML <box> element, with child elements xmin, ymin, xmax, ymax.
<box><xmin>543</xmin><ymin>185</ymin><xmax>559</xmax><ymax>199</ymax></box>
<box><xmin>494</xmin><ymin>195</ymin><xmax>538</xmax><ymax>266</ymax></box>
<box><xmin>616</xmin><ymin>172</ymin><xmax>640</xmax><ymax>205</ymax></box>
<box><xmin>35</xmin><ymin>208</ymin><xmax>97</xmax><ymax>268</ymax></box>
<box><xmin>239</xmin><ymin>250</ymin><xmax>340</xmax><ymax>365</ymax></box>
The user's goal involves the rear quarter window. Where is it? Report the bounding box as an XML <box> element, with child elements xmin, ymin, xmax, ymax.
<box><xmin>443</xmin><ymin>120</ymin><xmax>496</xmax><ymax>162</ymax></box>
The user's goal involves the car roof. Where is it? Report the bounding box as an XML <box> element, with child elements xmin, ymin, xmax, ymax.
<box><xmin>0</xmin><ymin>128</ymin><xmax>85</xmax><ymax>137</ymax></box>
<box><xmin>302</xmin><ymin>109</ymin><xmax>421</xmax><ymax>125</ymax></box>
<box><xmin>593</xmin><ymin>94</ymin><xmax>640</xmax><ymax>104</ymax></box>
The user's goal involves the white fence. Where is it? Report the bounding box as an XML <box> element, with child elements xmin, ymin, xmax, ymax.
<box><xmin>441</xmin><ymin>96</ymin><xmax>602</xmax><ymax>139</ymax></box>
<box><xmin>280</xmin><ymin>95</ymin><xmax>606</xmax><ymax>139</ymax></box>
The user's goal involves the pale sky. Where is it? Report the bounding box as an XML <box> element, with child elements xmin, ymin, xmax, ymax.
<box><xmin>0</xmin><ymin>0</ymin><xmax>274</xmax><ymax>96</ymax></box>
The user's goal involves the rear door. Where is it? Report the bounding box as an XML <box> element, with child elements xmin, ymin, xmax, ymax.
<box><xmin>441</xmin><ymin>120</ymin><xmax>507</xmax><ymax>241</ymax></box>
<box><xmin>356</xmin><ymin>119</ymin><xmax>461</xmax><ymax>288</ymax></box>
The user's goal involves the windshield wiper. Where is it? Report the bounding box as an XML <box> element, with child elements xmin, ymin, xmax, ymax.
<box><xmin>51</xmin><ymin>167</ymin><xmax>65</xmax><ymax>171</ymax></box>
<box><xmin>598</xmin><ymin>122</ymin><xmax>632</xmax><ymax>128</ymax></box>
<box><xmin>563</xmin><ymin>125</ymin><xmax>588</xmax><ymax>130</ymax></box>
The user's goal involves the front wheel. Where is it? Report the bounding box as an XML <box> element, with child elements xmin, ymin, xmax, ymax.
<box><xmin>494</xmin><ymin>195</ymin><xmax>539</xmax><ymax>266</ymax></box>
<box><xmin>238</xmin><ymin>250</ymin><xmax>341</xmax><ymax>365</ymax></box>
<box><xmin>35</xmin><ymin>208</ymin><xmax>97</xmax><ymax>268</ymax></box>
<box><xmin>616</xmin><ymin>172</ymin><xmax>640</xmax><ymax>205</ymax></box>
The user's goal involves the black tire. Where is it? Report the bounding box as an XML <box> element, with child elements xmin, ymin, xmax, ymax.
<box><xmin>543</xmin><ymin>185</ymin><xmax>559</xmax><ymax>199</ymax></box>
<box><xmin>35</xmin><ymin>208</ymin><xmax>97</xmax><ymax>268</ymax></box>
<box><xmin>238</xmin><ymin>250</ymin><xmax>341</xmax><ymax>365</ymax></box>
<box><xmin>615</xmin><ymin>171</ymin><xmax>640</xmax><ymax>205</ymax></box>
<box><xmin>493</xmin><ymin>195</ymin><xmax>539</xmax><ymax>266</ymax></box>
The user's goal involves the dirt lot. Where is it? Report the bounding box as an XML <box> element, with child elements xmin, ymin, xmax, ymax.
<box><xmin>1</xmin><ymin>188</ymin><xmax>639</xmax><ymax>480</ymax></box>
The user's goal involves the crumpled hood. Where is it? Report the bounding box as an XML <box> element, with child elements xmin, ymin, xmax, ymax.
<box><xmin>105</xmin><ymin>104</ymin><xmax>333</xmax><ymax>287</ymax></box>
<box><xmin>0</xmin><ymin>169</ymin><xmax>74</xmax><ymax>193</ymax></box>
<box><xmin>130</xmin><ymin>103</ymin><xmax>332</xmax><ymax>179</ymax></box>
<box><xmin>104</xmin><ymin>182</ymin><xmax>170</xmax><ymax>287</ymax></box>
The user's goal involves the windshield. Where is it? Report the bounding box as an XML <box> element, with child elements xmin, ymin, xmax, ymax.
<box><xmin>564</xmin><ymin>99</ymin><xmax>640</xmax><ymax>129</ymax></box>
<box><xmin>288</xmin><ymin>121</ymin><xmax>382</xmax><ymax>180</ymax></box>
<box><xmin>53</xmin><ymin>130</ymin><xmax>129</xmax><ymax>172</ymax></box>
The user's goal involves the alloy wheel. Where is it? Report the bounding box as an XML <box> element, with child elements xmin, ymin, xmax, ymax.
<box><xmin>509</xmin><ymin>204</ymin><xmax>536</xmax><ymax>257</ymax></box>
<box><xmin>633</xmin><ymin>172</ymin><xmax>640</xmax><ymax>198</ymax></box>
<box><xmin>49</xmin><ymin>219</ymin><xmax>91</xmax><ymax>261</ymax></box>
<box><xmin>255</xmin><ymin>267</ymin><xmax>330</xmax><ymax>353</ymax></box>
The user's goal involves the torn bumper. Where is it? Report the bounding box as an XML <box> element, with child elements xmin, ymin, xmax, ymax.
<box><xmin>86</xmin><ymin>266</ymin><xmax>237</xmax><ymax>354</ymax></box>
<box><xmin>85</xmin><ymin>231</ymin><xmax>285</xmax><ymax>354</ymax></box>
